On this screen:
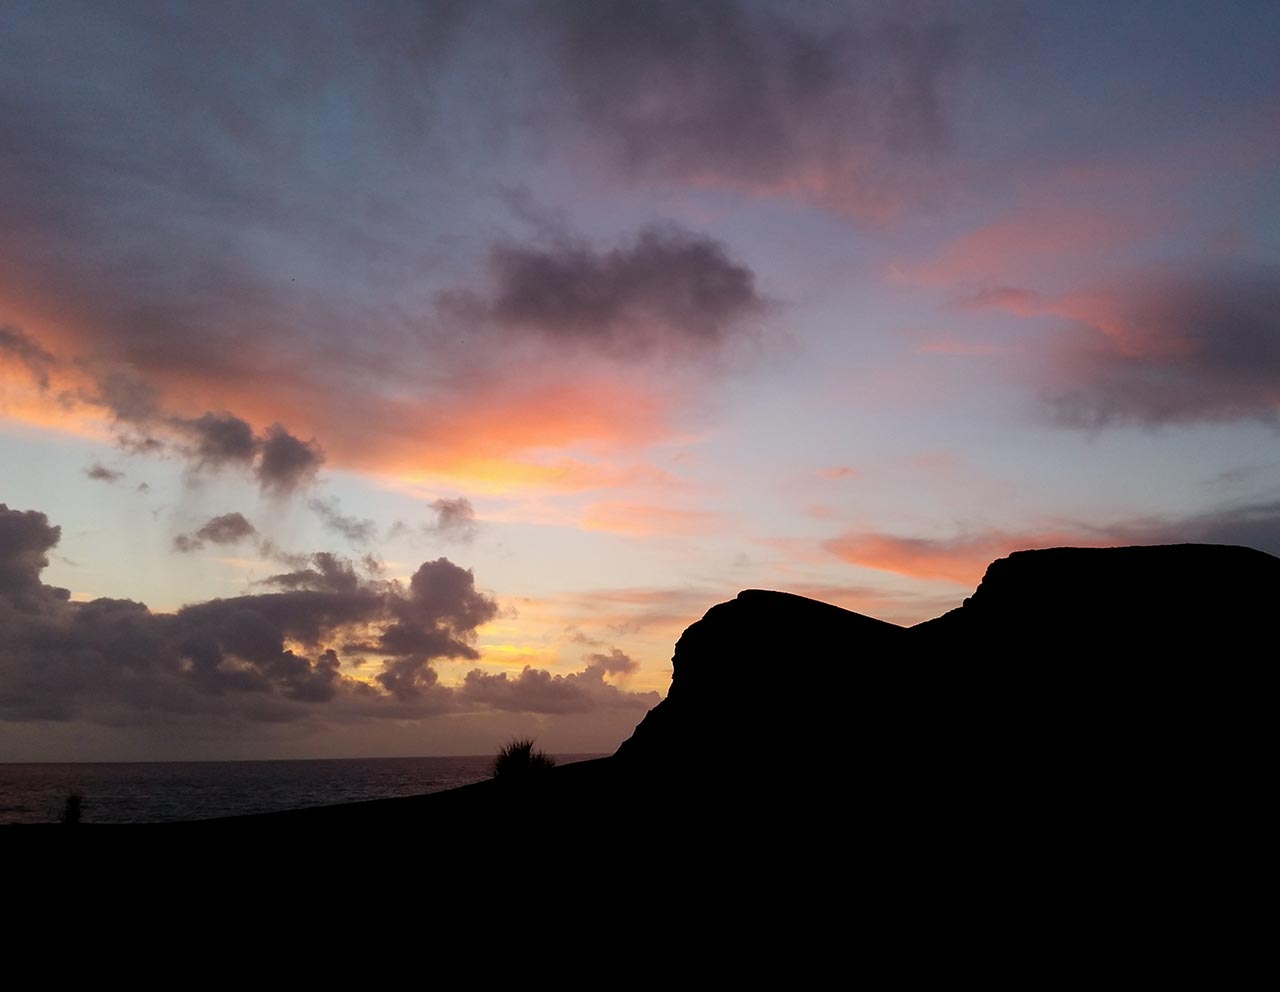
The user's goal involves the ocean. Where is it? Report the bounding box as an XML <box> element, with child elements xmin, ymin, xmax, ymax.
<box><xmin>0</xmin><ymin>754</ymin><xmax>604</xmax><ymax>825</ymax></box>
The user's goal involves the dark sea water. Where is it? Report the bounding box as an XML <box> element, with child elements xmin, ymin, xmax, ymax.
<box><xmin>0</xmin><ymin>754</ymin><xmax>604</xmax><ymax>824</ymax></box>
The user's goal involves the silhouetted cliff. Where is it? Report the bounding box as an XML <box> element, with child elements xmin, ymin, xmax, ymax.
<box><xmin>613</xmin><ymin>544</ymin><xmax>1276</xmax><ymax>815</ymax></box>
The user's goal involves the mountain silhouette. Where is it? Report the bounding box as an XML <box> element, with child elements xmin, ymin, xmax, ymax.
<box><xmin>618</xmin><ymin>543</ymin><xmax>1275</xmax><ymax>790</ymax></box>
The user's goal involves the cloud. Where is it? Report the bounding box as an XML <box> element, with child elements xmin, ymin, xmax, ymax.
<box><xmin>824</xmin><ymin>500</ymin><xmax>1280</xmax><ymax>585</ymax></box>
<box><xmin>0</xmin><ymin>325</ymin><xmax>55</xmax><ymax>389</ymax></box>
<box><xmin>584</xmin><ymin>648</ymin><xmax>639</xmax><ymax>678</ymax></box>
<box><xmin>447</xmin><ymin>225</ymin><xmax>764</xmax><ymax>358</ymax></box>
<box><xmin>533</xmin><ymin>0</ymin><xmax>1007</xmax><ymax>219</ymax></box>
<box><xmin>164</xmin><ymin>411</ymin><xmax>325</xmax><ymax>498</ymax></box>
<box><xmin>0</xmin><ymin>504</ymin><xmax>521</xmax><ymax>725</ymax></box>
<box><xmin>824</xmin><ymin>529</ymin><xmax>1083</xmax><ymax>585</ymax></box>
<box><xmin>906</xmin><ymin>207</ymin><xmax>1150</xmax><ymax>289</ymax></box>
<box><xmin>940</xmin><ymin>254</ymin><xmax>1280</xmax><ymax>429</ymax></box>
<box><xmin>458</xmin><ymin>658</ymin><xmax>659</xmax><ymax>715</ymax></box>
<box><xmin>309</xmin><ymin>497</ymin><xmax>377</xmax><ymax>546</ymax></box>
<box><xmin>0</xmin><ymin>330</ymin><xmax>327</xmax><ymax>495</ymax></box>
<box><xmin>257</xmin><ymin>424</ymin><xmax>324</xmax><ymax>494</ymax></box>
<box><xmin>426</xmin><ymin>497</ymin><xmax>478</xmax><ymax>543</ymax></box>
<box><xmin>1045</xmin><ymin>264</ymin><xmax>1280</xmax><ymax>428</ymax></box>
<box><xmin>260</xmin><ymin>552</ymin><xmax>365</xmax><ymax>595</ymax></box>
<box><xmin>0</xmin><ymin>504</ymin><xmax>68</xmax><ymax>612</ymax></box>
<box><xmin>177</xmin><ymin>412</ymin><xmax>258</xmax><ymax>469</ymax></box>
<box><xmin>167</xmin><ymin>414</ymin><xmax>324</xmax><ymax>494</ymax></box>
<box><xmin>172</xmin><ymin>513</ymin><xmax>257</xmax><ymax>554</ymax></box>
<box><xmin>194</xmin><ymin>512</ymin><xmax>256</xmax><ymax>545</ymax></box>
<box><xmin>84</xmin><ymin>463</ymin><xmax>124</xmax><ymax>484</ymax></box>
<box><xmin>378</xmin><ymin>558</ymin><xmax>499</xmax><ymax>659</ymax></box>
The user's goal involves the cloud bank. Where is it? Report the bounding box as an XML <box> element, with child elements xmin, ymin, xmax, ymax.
<box><xmin>1047</xmin><ymin>264</ymin><xmax>1280</xmax><ymax>428</ymax></box>
<box><xmin>0</xmin><ymin>504</ymin><xmax>656</xmax><ymax>727</ymax></box>
<box><xmin>534</xmin><ymin>0</ymin><xmax>999</xmax><ymax>218</ymax></box>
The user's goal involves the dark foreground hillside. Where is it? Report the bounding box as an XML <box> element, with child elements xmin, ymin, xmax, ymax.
<box><xmin>25</xmin><ymin>545</ymin><xmax>1275</xmax><ymax>890</ymax></box>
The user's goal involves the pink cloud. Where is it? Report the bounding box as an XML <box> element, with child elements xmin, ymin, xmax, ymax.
<box><xmin>823</xmin><ymin>529</ymin><xmax>1101</xmax><ymax>585</ymax></box>
<box><xmin>902</xmin><ymin>206</ymin><xmax>1151</xmax><ymax>289</ymax></box>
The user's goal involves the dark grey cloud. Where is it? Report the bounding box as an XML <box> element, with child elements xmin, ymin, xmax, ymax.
<box><xmin>165</xmin><ymin>414</ymin><xmax>324</xmax><ymax>495</ymax></box>
<box><xmin>458</xmin><ymin>660</ymin><xmax>659</xmax><ymax>715</ymax></box>
<box><xmin>261</xmin><ymin>552</ymin><xmax>362</xmax><ymax>595</ymax></box>
<box><xmin>309</xmin><ymin>497</ymin><xmax>377</xmax><ymax>546</ymax></box>
<box><xmin>173</xmin><ymin>513</ymin><xmax>257</xmax><ymax>554</ymax></box>
<box><xmin>0</xmin><ymin>503</ymin><xmax>517</xmax><ymax>726</ymax></box>
<box><xmin>68</xmin><ymin>393</ymin><xmax>324</xmax><ymax>497</ymax></box>
<box><xmin>441</xmin><ymin>226</ymin><xmax>764</xmax><ymax>358</ymax></box>
<box><xmin>0</xmin><ymin>325</ymin><xmax>55</xmax><ymax>389</ymax></box>
<box><xmin>377</xmin><ymin>559</ymin><xmax>499</xmax><ymax>681</ymax></box>
<box><xmin>84</xmin><ymin>464</ymin><xmax>125</xmax><ymax>484</ymax></box>
<box><xmin>178</xmin><ymin>413</ymin><xmax>258</xmax><ymax>469</ymax></box>
<box><xmin>257</xmin><ymin>425</ymin><xmax>324</xmax><ymax>495</ymax></box>
<box><xmin>455</xmin><ymin>645</ymin><xmax>653</xmax><ymax>715</ymax></box>
<box><xmin>532</xmin><ymin>0</ymin><xmax>1000</xmax><ymax>217</ymax></box>
<box><xmin>427</xmin><ymin>497</ymin><xmax>478</xmax><ymax>543</ymax></box>
<box><xmin>1050</xmin><ymin>264</ymin><xmax>1280</xmax><ymax>428</ymax></box>
<box><xmin>585</xmin><ymin>648</ymin><xmax>640</xmax><ymax>677</ymax></box>
<box><xmin>0</xmin><ymin>504</ymin><xmax>68</xmax><ymax>613</ymax></box>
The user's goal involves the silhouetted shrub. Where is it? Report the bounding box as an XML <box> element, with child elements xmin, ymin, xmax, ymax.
<box><xmin>492</xmin><ymin>738</ymin><xmax>556</xmax><ymax>780</ymax></box>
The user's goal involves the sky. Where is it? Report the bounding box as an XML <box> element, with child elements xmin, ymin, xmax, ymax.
<box><xmin>2</xmin><ymin>1</ymin><xmax>1278</xmax><ymax>761</ymax></box>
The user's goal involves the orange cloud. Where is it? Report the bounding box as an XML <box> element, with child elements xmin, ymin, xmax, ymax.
<box><xmin>823</xmin><ymin>529</ymin><xmax>1103</xmax><ymax>585</ymax></box>
<box><xmin>815</xmin><ymin>465</ymin><xmax>860</xmax><ymax>481</ymax></box>
<box><xmin>0</xmin><ymin>314</ymin><xmax>696</xmax><ymax>495</ymax></box>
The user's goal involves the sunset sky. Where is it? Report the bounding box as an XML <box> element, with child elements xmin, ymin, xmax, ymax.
<box><xmin>3</xmin><ymin>1</ymin><xmax>1278</xmax><ymax>761</ymax></box>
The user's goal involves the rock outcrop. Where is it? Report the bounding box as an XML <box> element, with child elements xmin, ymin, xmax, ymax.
<box><xmin>613</xmin><ymin>544</ymin><xmax>1277</xmax><ymax>812</ymax></box>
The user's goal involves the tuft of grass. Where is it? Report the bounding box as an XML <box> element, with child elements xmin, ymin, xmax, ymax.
<box><xmin>492</xmin><ymin>737</ymin><xmax>557</xmax><ymax>780</ymax></box>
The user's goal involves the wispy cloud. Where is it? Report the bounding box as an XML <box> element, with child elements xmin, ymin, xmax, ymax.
<box><xmin>173</xmin><ymin>513</ymin><xmax>258</xmax><ymax>554</ymax></box>
<box><xmin>824</xmin><ymin>500</ymin><xmax>1280</xmax><ymax>585</ymax></box>
<box><xmin>534</xmin><ymin>0</ymin><xmax>1012</xmax><ymax>219</ymax></box>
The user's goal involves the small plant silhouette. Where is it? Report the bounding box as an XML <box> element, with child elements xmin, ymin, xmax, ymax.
<box><xmin>492</xmin><ymin>738</ymin><xmax>556</xmax><ymax>780</ymax></box>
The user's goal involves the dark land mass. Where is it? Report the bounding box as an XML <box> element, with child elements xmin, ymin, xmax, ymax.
<box><xmin>16</xmin><ymin>544</ymin><xmax>1274</xmax><ymax>895</ymax></box>
<box><xmin>217</xmin><ymin>544</ymin><xmax>1270</xmax><ymax>823</ymax></box>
